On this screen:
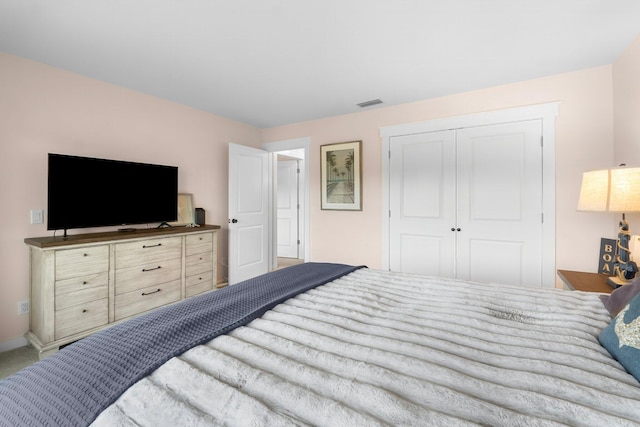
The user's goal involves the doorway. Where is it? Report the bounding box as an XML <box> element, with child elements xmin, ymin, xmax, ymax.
<box><xmin>276</xmin><ymin>150</ymin><xmax>304</xmax><ymax>268</ymax></box>
<box><xmin>263</xmin><ymin>137</ymin><xmax>311</xmax><ymax>271</ymax></box>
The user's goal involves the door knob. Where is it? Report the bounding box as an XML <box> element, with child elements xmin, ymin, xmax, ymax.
<box><xmin>229</xmin><ymin>218</ymin><xmax>238</xmax><ymax>224</ymax></box>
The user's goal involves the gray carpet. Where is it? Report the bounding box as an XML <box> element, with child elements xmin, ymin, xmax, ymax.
<box><xmin>0</xmin><ymin>346</ymin><xmax>38</xmax><ymax>379</ymax></box>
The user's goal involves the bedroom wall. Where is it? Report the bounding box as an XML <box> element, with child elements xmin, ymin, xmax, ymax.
<box><xmin>612</xmin><ymin>34</ymin><xmax>640</xmax><ymax>262</ymax></box>
<box><xmin>613</xmin><ymin>34</ymin><xmax>640</xmax><ymax>167</ymax></box>
<box><xmin>262</xmin><ymin>66</ymin><xmax>617</xmax><ymax>282</ymax></box>
<box><xmin>0</xmin><ymin>53</ymin><xmax>263</xmax><ymax>347</ymax></box>
<box><xmin>1</xmin><ymin>46</ymin><xmax>631</xmax><ymax>348</ymax></box>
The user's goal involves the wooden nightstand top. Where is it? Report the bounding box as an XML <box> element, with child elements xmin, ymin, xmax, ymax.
<box><xmin>557</xmin><ymin>270</ymin><xmax>614</xmax><ymax>294</ymax></box>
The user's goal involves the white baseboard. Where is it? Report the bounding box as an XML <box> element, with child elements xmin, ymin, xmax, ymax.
<box><xmin>0</xmin><ymin>336</ymin><xmax>28</xmax><ymax>353</ymax></box>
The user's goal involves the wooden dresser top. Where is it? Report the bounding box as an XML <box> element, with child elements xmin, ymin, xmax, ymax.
<box><xmin>25</xmin><ymin>224</ymin><xmax>221</xmax><ymax>249</ymax></box>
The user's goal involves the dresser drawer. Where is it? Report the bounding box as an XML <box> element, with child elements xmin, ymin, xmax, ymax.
<box><xmin>115</xmin><ymin>258</ymin><xmax>181</xmax><ymax>295</ymax></box>
<box><xmin>186</xmin><ymin>270</ymin><xmax>213</xmax><ymax>288</ymax></box>
<box><xmin>55</xmin><ymin>283</ymin><xmax>108</xmax><ymax>311</ymax></box>
<box><xmin>114</xmin><ymin>280</ymin><xmax>181</xmax><ymax>321</ymax></box>
<box><xmin>55</xmin><ymin>246</ymin><xmax>109</xmax><ymax>280</ymax></box>
<box><xmin>55</xmin><ymin>272</ymin><xmax>109</xmax><ymax>296</ymax></box>
<box><xmin>186</xmin><ymin>232</ymin><xmax>213</xmax><ymax>256</ymax></box>
<box><xmin>186</xmin><ymin>273</ymin><xmax>214</xmax><ymax>298</ymax></box>
<box><xmin>55</xmin><ymin>298</ymin><xmax>108</xmax><ymax>339</ymax></box>
<box><xmin>185</xmin><ymin>251</ymin><xmax>213</xmax><ymax>276</ymax></box>
<box><xmin>115</xmin><ymin>237</ymin><xmax>182</xmax><ymax>269</ymax></box>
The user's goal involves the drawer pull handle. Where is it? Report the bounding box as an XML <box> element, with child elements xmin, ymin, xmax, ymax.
<box><xmin>143</xmin><ymin>243</ymin><xmax>162</xmax><ymax>248</ymax></box>
<box><xmin>142</xmin><ymin>289</ymin><xmax>161</xmax><ymax>296</ymax></box>
<box><xmin>82</xmin><ymin>309</ymin><xmax>87</xmax><ymax>313</ymax></box>
<box><xmin>83</xmin><ymin>281</ymin><xmax>88</xmax><ymax>285</ymax></box>
<box><xmin>142</xmin><ymin>266</ymin><xmax>162</xmax><ymax>272</ymax></box>
<box><xmin>83</xmin><ymin>253</ymin><xmax>89</xmax><ymax>257</ymax></box>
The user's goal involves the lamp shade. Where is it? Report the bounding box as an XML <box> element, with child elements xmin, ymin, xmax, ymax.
<box><xmin>609</xmin><ymin>168</ymin><xmax>640</xmax><ymax>212</ymax></box>
<box><xmin>577</xmin><ymin>167</ymin><xmax>640</xmax><ymax>213</ymax></box>
<box><xmin>577</xmin><ymin>169</ymin><xmax>610</xmax><ymax>211</ymax></box>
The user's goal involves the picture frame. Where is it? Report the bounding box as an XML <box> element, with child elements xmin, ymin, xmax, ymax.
<box><xmin>320</xmin><ymin>140</ymin><xmax>362</xmax><ymax>211</ymax></box>
<box><xmin>170</xmin><ymin>193</ymin><xmax>195</xmax><ymax>226</ymax></box>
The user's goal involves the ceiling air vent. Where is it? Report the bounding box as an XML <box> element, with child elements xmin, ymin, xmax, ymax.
<box><xmin>357</xmin><ymin>99</ymin><xmax>383</xmax><ymax>108</ymax></box>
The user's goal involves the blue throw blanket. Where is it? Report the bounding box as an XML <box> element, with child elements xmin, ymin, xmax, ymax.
<box><xmin>0</xmin><ymin>262</ymin><xmax>363</xmax><ymax>427</ymax></box>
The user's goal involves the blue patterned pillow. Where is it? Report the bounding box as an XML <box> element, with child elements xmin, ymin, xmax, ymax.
<box><xmin>599</xmin><ymin>293</ymin><xmax>640</xmax><ymax>382</ymax></box>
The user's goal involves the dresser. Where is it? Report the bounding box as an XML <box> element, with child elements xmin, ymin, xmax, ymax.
<box><xmin>25</xmin><ymin>225</ymin><xmax>220</xmax><ymax>357</ymax></box>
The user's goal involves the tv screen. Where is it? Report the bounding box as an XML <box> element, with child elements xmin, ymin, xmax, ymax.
<box><xmin>48</xmin><ymin>154</ymin><xmax>178</xmax><ymax>232</ymax></box>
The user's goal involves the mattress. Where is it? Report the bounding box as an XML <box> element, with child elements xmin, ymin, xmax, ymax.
<box><xmin>3</xmin><ymin>264</ymin><xmax>640</xmax><ymax>426</ymax></box>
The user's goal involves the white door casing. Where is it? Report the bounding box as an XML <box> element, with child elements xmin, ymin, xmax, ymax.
<box><xmin>263</xmin><ymin>137</ymin><xmax>311</xmax><ymax>266</ymax></box>
<box><xmin>277</xmin><ymin>159</ymin><xmax>299</xmax><ymax>258</ymax></box>
<box><xmin>228</xmin><ymin>143</ymin><xmax>269</xmax><ymax>285</ymax></box>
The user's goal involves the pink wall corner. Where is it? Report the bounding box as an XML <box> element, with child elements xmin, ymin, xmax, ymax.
<box><xmin>613</xmin><ymin>33</ymin><xmax>640</xmax><ymax>167</ymax></box>
<box><xmin>0</xmin><ymin>53</ymin><xmax>262</xmax><ymax>343</ymax></box>
<box><xmin>263</xmin><ymin>66</ymin><xmax>616</xmax><ymax>281</ymax></box>
<box><xmin>613</xmin><ymin>33</ymin><xmax>640</xmax><ymax>250</ymax></box>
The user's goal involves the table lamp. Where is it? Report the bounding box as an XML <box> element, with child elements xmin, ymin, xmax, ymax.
<box><xmin>578</xmin><ymin>166</ymin><xmax>640</xmax><ymax>287</ymax></box>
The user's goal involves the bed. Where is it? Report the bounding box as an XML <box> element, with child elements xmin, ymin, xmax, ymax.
<box><xmin>1</xmin><ymin>262</ymin><xmax>639</xmax><ymax>426</ymax></box>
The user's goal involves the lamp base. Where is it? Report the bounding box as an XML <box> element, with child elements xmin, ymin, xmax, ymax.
<box><xmin>607</xmin><ymin>275</ymin><xmax>635</xmax><ymax>289</ymax></box>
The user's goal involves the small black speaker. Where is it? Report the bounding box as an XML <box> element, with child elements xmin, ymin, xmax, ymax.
<box><xmin>195</xmin><ymin>208</ymin><xmax>205</xmax><ymax>225</ymax></box>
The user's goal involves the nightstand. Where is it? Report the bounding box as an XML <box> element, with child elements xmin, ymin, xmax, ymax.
<box><xmin>557</xmin><ymin>270</ymin><xmax>614</xmax><ymax>294</ymax></box>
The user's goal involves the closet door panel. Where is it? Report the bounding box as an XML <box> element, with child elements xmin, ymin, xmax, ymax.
<box><xmin>389</xmin><ymin>130</ymin><xmax>456</xmax><ymax>277</ymax></box>
<box><xmin>456</xmin><ymin>120</ymin><xmax>543</xmax><ymax>287</ymax></box>
<box><xmin>466</xmin><ymin>239</ymin><xmax>525</xmax><ymax>285</ymax></box>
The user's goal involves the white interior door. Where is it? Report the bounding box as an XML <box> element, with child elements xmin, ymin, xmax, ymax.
<box><xmin>277</xmin><ymin>159</ymin><xmax>299</xmax><ymax>258</ymax></box>
<box><xmin>389</xmin><ymin>130</ymin><xmax>456</xmax><ymax>276</ymax></box>
<box><xmin>455</xmin><ymin>120</ymin><xmax>543</xmax><ymax>287</ymax></box>
<box><xmin>228</xmin><ymin>143</ymin><xmax>269</xmax><ymax>285</ymax></box>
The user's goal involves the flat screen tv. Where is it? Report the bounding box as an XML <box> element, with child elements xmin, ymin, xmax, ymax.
<box><xmin>48</xmin><ymin>153</ymin><xmax>178</xmax><ymax>234</ymax></box>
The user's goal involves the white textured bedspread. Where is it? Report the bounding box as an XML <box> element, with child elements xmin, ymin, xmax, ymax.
<box><xmin>92</xmin><ymin>269</ymin><xmax>640</xmax><ymax>426</ymax></box>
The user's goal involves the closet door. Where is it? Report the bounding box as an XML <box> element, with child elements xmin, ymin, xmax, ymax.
<box><xmin>456</xmin><ymin>120</ymin><xmax>543</xmax><ymax>287</ymax></box>
<box><xmin>389</xmin><ymin>130</ymin><xmax>456</xmax><ymax>276</ymax></box>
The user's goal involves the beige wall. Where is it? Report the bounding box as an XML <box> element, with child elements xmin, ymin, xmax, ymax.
<box><xmin>0</xmin><ymin>53</ymin><xmax>263</xmax><ymax>345</ymax></box>
<box><xmin>263</xmin><ymin>66</ymin><xmax>617</xmax><ymax>278</ymax></box>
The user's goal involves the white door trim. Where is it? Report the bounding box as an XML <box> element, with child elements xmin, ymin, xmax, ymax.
<box><xmin>263</xmin><ymin>137</ymin><xmax>311</xmax><ymax>269</ymax></box>
<box><xmin>381</xmin><ymin>102</ymin><xmax>559</xmax><ymax>287</ymax></box>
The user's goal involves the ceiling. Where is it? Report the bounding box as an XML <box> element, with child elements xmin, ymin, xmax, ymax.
<box><xmin>1</xmin><ymin>0</ymin><xmax>639</xmax><ymax>128</ymax></box>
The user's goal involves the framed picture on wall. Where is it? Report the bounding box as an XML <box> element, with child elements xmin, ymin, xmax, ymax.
<box><xmin>320</xmin><ymin>140</ymin><xmax>362</xmax><ymax>211</ymax></box>
<box><xmin>170</xmin><ymin>193</ymin><xmax>195</xmax><ymax>226</ymax></box>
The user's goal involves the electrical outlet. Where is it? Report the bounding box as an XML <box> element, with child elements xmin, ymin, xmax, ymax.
<box><xmin>18</xmin><ymin>299</ymin><xmax>30</xmax><ymax>315</ymax></box>
<box><xmin>30</xmin><ymin>209</ymin><xmax>44</xmax><ymax>225</ymax></box>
